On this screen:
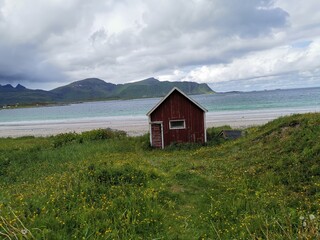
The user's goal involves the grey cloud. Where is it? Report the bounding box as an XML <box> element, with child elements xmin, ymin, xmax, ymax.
<box><xmin>70</xmin><ymin>0</ymin><xmax>289</xmax><ymax>74</ymax></box>
<box><xmin>0</xmin><ymin>42</ymin><xmax>66</xmax><ymax>84</ymax></box>
<box><xmin>141</xmin><ymin>0</ymin><xmax>288</xmax><ymax>39</ymax></box>
<box><xmin>210</xmin><ymin>1</ymin><xmax>288</xmax><ymax>38</ymax></box>
<box><xmin>0</xmin><ymin>0</ymin><xmax>106</xmax><ymax>85</ymax></box>
<box><xmin>0</xmin><ymin>0</ymin><xmax>315</xmax><ymax>91</ymax></box>
<box><xmin>90</xmin><ymin>28</ymin><xmax>108</xmax><ymax>46</ymax></box>
<box><xmin>93</xmin><ymin>0</ymin><xmax>289</xmax><ymax>74</ymax></box>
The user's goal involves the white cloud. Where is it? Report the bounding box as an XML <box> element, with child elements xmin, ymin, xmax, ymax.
<box><xmin>182</xmin><ymin>39</ymin><xmax>320</xmax><ymax>84</ymax></box>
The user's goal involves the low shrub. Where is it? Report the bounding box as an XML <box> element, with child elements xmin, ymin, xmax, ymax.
<box><xmin>81</xmin><ymin>128</ymin><xmax>126</xmax><ymax>141</ymax></box>
<box><xmin>52</xmin><ymin>132</ymin><xmax>80</xmax><ymax>148</ymax></box>
<box><xmin>52</xmin><ymin>128</ymin><xmax>127</xmax><ymax>148</ymax></box>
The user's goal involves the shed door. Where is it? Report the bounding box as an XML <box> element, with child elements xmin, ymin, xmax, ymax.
<box><xmin>151</xmin><ymin>123</ymin><xmax>163</xmax><ymax>148</ymax></box>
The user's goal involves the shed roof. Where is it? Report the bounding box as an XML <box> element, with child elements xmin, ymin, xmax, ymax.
<box><xmin>146</xmin><ymin>87</ymin><xmax>208</xmax><ymax>116</ymax></box>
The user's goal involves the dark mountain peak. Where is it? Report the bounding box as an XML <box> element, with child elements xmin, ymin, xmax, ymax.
<box><xmin>51</xmin><ymin>78</ymin><xmax>116</xmax><ymax>91</ymax></box>
<box><xmin>2</xmin><ymin>84</ymin><xmax>14</xmax><ymax>89</ymax></box>
<box><xmin>135</xmin><ymin>77</ymin><xmax>160</xmax><ymax>85</ymax></box>
<box><xmin>70</xmin><ymin>78</ymin><xmax>108</xmax><ymax>86</ymax></box>
<box><xmin>76</xmin><ymin>78</ymin><xmax>105</xmax><ymax>83</ymax></box>
<box><xmin>16</xmin><ymin>84</ymin><xmax>27</xmax><ymax>90</ymax></box>
<box><xmin>50</xmin><ymin>78</ymin><xmax>118</xmax><ymax>101</ymax></box>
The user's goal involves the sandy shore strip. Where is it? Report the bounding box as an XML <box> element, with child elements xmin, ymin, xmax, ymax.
<box><xmin>0</xmin><ymin>107</ymin><xmax>319</xmax><ymax>138</ymax></box>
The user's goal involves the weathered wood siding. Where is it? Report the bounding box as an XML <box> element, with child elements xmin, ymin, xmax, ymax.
<box><xmin>150</xmin><ymin>90</ymin><xmax>205</xmax><ymax>147</ymax></box>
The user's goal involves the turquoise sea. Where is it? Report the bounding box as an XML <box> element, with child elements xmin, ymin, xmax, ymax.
<box><xmin>0</xmin><ymin>87</ymin><xmax>319</xmax><ymax>123</ymax></box>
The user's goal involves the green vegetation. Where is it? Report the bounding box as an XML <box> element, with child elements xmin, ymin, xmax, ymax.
<box><xmin>0</xmin><ymin>113</ymin><xmax>319</xmax><ymax>239</ymax></box>
<box><xmin>0</xmin><ymin>78</ymin><xmax>214</xmax><ymax>107</ymax></box>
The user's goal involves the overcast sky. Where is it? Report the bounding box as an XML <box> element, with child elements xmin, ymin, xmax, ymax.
<box><xmin>1</xmin><ymin>0</ymin><xmax>320</xmax><ymax>91</ymax></box>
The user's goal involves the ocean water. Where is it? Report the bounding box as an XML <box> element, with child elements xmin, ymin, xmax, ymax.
<box><xmin>0</xmin><ymin>87</ymin><xmax>319</xmax><ymax>123</ymax></box>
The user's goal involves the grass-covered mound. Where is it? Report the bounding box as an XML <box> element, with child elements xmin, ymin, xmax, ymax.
<box><xmin>0</xmin><ymin>113</ymin><xmax>319</xmax><ymax>239</ymax></box>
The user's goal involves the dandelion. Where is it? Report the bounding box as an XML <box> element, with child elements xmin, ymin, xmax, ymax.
<box><xmin>302</xmin><ymin>221</ymin><xmax>307</xmax><ymax>227</ymax></box>
<box><xmin>299</xmin><ymin>216</ymin><xmax>305</xmax><ymax>220</ymax></box>
<box><xmin>21</xmin><ymin>229</ymin><xmax>28</xmax><ymax>235</ymax></box>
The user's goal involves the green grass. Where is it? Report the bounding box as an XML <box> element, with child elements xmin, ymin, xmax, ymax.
<box><xmin>0</xmin><ymin>113</ymin><xmax>319</xmax><ymax>239</ymax></box>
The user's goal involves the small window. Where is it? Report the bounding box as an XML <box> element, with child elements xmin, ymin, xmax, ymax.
<box><xmin>169</xmin><ymin>120</ymin><xmax>185</xmax><ymax>129</ymax></box>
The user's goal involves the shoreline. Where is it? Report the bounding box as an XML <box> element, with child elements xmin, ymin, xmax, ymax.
<box><xmin>0</xmin><ymin>107</ymin><xmax>319</xmax><ymax>138</ymax></box>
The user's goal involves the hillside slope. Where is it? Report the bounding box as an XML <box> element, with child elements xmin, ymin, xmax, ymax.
<box><xmin>0</xmin><ymin>84</ymin><xmax>57</xmax><ymax>106</ymax></box>
<box><xmin>0</xmin><ymin>113</ymin><xmax>319</xmax><ymax>239</ymax></box>
<box><xmin>50</xmin><ymin>78</ymin><xmax>117</xmax><ymax>101</ymax></box>
<box><xmin>114</xmin><ymin>77</ymin><xmax>213</xmax><ymax>98</ymax></box>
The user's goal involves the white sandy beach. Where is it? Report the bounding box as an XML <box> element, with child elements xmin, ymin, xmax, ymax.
<box><xmin>0</xmin><ymin>107</ymin><xmax>319</xmax><ymax>138</ymax></box>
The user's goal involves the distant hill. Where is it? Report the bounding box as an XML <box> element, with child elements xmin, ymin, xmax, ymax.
<box><xmin>0</xmin><ymin>78</ymin><xmax>214</xmax><ymax>106</ymax></box>
<box><xmin>50</xmin><ymin>78</ymin><xmax>117</xmax><ymax>102</ymax></box>
<box><xmin>0</xmin><ymin>84</ymin><xmax>57</xmax><ymax>106</ymax></box>
<box><xmin>113</xmin><ymin>78</ymin><xmax>213</xmax><ymax>99</ymax></box>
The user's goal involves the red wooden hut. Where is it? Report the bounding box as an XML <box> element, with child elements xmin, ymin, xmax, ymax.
<box><xmin>146</xmin><ymin>87</ymin><xmax>208</xmax><ymax>148</ymax></box>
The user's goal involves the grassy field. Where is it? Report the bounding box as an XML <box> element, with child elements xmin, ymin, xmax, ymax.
<box><xmin>0</xmin><ymin>113</ymin><xmax>319</xmax><ymax>239</ymax></box>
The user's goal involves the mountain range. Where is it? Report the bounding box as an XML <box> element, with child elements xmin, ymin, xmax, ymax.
<box><xmin>0</xmin><ymin>77</ymin><xmax>214</xmax><ymax>107</ymax></box>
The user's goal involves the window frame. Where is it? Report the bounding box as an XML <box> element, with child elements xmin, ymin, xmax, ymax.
<box><xmin>169</xmin><ymin>119</ymin><xmax>186</xmax><ymax>130</ymax></box>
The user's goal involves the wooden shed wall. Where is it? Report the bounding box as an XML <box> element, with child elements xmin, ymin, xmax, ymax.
<box><xmin>150</xmin><ymin>90</ymin><xmax>205</xmax><ymax>147</ymax></box>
